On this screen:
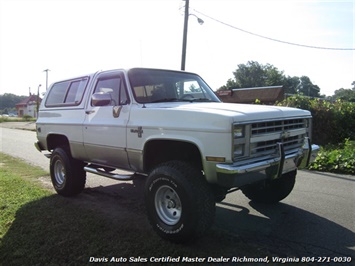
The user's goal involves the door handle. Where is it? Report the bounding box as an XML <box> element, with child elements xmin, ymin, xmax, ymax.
<box><xmin>85</xmin><ymin>110</ymin><xmax>95</xmax><ymax>115</ymax></box>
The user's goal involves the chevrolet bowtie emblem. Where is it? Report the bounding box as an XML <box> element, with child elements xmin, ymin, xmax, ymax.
<box><xmin>281</xmin><ymin>130</ymin><xmax>291</xmax><ymax>140</ymax></box>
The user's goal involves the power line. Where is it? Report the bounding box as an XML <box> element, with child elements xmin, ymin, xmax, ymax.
<box><xmin>192</xmin><ymin>8</ymin><xmax>355</xmax><ymax>51</ymax></box>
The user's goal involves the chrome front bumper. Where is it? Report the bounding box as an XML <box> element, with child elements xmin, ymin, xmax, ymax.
<box><xmin>216</xmin><ymin>138</ymin><xmax>320</xmax><ymax>187</ymax></box>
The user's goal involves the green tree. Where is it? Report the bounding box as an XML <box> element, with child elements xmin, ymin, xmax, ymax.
<box><xmin>219</xmin><ymin>61</ymin><xmax>285</xmax><ymax>90</ymax></box>
<box><xmin>283</xmin><ymin>76</ymin><xmax>301</xmax><ymax>95</ymax></box>
<box><xmin>263</xmin><ymin>63</ymin><xmax>285</xmax><ymax>86</ymax></box>
<box><xmin>282</xmin><ymin>76</ymin><xmax>320</xmax><ymax>97</ymax></box>
<box><xmin>219</xmin><ymin>61</ymin><xmax>277</xmax><ymax>90</ymax></box>
<box><xmin>219</xmin><ymin>78</ymin><xmax>238</xmax><ymax>90</ymax></box>
<box><xmin>219</xmin><ymin>61</ymin><xmax>321</xmax><ymax>98</ymax></box>
<box><xmin>0</xmin><ymin>93</ymin><xmax>27</xmax><ymax>110</ymax></box>
<box><xmin>333</xmin><ymin>88</ymin><xmax>355</xmax><ymax>102</ymax></box>
<box><xmin>230</xmin><ymin>61</ymin><xmax>285</xmax><ymax>88</ymax></box>
<box><xmin>297</xmin><ymin>76</ymin><xmax>321</xmax><ymax>97</ymax></box>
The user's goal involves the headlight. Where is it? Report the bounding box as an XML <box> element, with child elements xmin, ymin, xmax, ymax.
<box><xmin>233</xmin><ymin>124</ymin><xmax>247</xmax><ymax>160</ymax></box>
<box><xmin>234</xmin><ymin>144</ymin><xmax>244</xmax><ymax>157</ymax></box>
<box><xmin>233</xmin><ymin>125</ymin><xmax>244</xmax><ymax>138</ymax></box>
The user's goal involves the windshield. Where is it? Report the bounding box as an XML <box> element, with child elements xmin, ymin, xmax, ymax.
<box><xmin>128</xmin><ymin>68</ymin><xmax>221</xmax><ymax>104</ymax></box>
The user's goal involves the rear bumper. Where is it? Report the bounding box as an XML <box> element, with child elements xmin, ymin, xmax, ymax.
<box><xmin>216</xmin><ymin>137</ymin><xmax>320</xmax><ymax>187</ymax></box>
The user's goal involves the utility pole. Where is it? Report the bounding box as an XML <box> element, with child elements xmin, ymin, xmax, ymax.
<box><xmin>37</xmin><ymin>84</ymin><xmax>41</xmax><ymax>118</ymax></box>
<box><xmin>43</xmin><ymin>69</ymin><xmax>50</xmax><ymax>90</ymax></box>
<box><xmin>180</xmin><ymin>0</ymin><xmax>203</xmax><ymax>71</ymax></box>
<box><xmin>181</xmin><ymin>0</ymin><xmax>189</xmax><ymax>71</ymax></box>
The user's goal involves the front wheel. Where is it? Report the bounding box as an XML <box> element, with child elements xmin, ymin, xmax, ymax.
<box><xmin>241</xmin><ymin>170</ymin><xmax>297</xmax><ymax>203</ymax></box>
<box><xmin>145</xmin><ymin>161</ymin><xmax>215</xmax><ymax>243</ymax></box>
<box><xmin>50</xmin><ymin>147</ymin><xmax>86</xmax><ymax>196</ymax></box>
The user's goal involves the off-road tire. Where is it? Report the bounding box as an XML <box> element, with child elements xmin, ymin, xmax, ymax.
<box><xmin>50</xmin><ymin>147</ymin><xmax>86</xmax><ymax>196</ymax></box>
<box><xmin>145</xmin><ymin>161</ymin><xmax>215</xmax><ymax>243</ymax></box>
<box><xmin>241</xmin><ymin>170</ymin><xmax>297</xmax><ymax>203</ymax></box>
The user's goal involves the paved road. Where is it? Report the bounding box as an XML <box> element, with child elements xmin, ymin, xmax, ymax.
<box><xmin>1</xmin><ymin>124</ymin><xmax>354</xmax><ymax>261</ymax></box>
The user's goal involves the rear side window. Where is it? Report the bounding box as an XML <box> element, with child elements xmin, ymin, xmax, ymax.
<box><xmin>46</xmin><ymin>77</ymin><xmax>89</xmax><ymax>106</ymax></box>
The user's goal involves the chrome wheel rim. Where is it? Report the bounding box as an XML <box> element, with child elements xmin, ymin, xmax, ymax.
<box><xmin>54</xmin><ymin>160</ymin><xmax>65</xmax><ymax>186</ymax></box>
<box><xmin>155</xmin><ymin>185</ymin><xmax>182</xmax><ymax>225</ymax></box>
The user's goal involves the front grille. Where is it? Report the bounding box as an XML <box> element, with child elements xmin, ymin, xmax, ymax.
<box><xmin>251</xmin><ymin>118</ymin><xmax>305</xmax><ymax>135</ymax></box>
<box><xmin>251</xmin><ymin>136</ymin><xmax>304</xmax><ymax>156</ymax></box>
<box><xmin>250</xmin><ymin>118</ymin><xmax>307</xmax><ymax>158</ymax></box>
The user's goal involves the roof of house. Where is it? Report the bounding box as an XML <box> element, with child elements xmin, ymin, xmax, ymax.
<box><xmin>16</xmin><ymin>95</ymin><xmax>42</xmax><ymax>107</ymax></box>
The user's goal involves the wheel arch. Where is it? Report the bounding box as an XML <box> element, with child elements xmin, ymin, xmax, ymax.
<box><xmin>46</xmin><ymin>134</ymin><xmax>70</xmax><ymax>151</ymax></box>
<box><xmin>143</xmin><ymin>139</ymin><xmax>203</xmax><ymax>173</ymax></box>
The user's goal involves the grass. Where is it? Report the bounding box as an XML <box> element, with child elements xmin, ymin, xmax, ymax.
<box><xmin>0</xmin><ymin>153</ymin><xmax>272</xmax><ymax>265</ymax></box>
<box><xmin>0</xmin><ymin>117</ymin><xmax>36</xmax><ymax>123</ymax></box>
<box><xmin>0</xmin><ymin>159</ymin><xmax>49</xmax><ymax>239</ymax></box>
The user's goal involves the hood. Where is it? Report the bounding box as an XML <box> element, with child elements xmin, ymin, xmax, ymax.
<box><xmin>129</xmin><ymin>102</ymin><xmax>311</xmax><ymax>134</ymax></box>
<box><xmin>144</xmin><ymin>102</ymin><xmax>311</xmax><ymax>122</ymax></box>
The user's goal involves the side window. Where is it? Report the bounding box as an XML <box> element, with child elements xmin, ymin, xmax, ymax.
<box><xmin>93</xmin><ymin>75</ymin><xmax>128</xmax><ymax>106</ymax></box>
<box><xmin>46</xmin><ymin>81</ymin><xmax>70</xmax><ymax>106</ymax></box>
<box><xmin>65</xmin><ymin>79</ymin><xmax>87</xmax><ymax>104</ymax></box>
<box><xmin>45</xmin><ymin>77</ymin><xmax>89</xmax><ymax>106</ymax></box>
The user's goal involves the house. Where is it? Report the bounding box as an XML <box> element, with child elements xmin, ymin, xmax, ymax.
<box><xmin>16</xmin><ymin>94</ymin><xmax>42</xmax><ymax>118</ymax></box>
<box><xmin>216</xmin><ymin>85</ymin><xmax>284</xmax><ymax>105</ymax></box>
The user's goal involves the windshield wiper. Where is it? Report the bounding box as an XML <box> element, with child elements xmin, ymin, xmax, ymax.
<box><xmin>151</xmin><ymin>97</ymin><xmax>215</xmax><ymax>103</ymax></box>
<box><xmin>150</xmin><ymin>98</ymin><xmax>179</xmax><ymax>103</ymax></box>
<box><xmin>181</xmin><ymin>98</ymin><xmax>213</xmax><ymax>102</ymax></box>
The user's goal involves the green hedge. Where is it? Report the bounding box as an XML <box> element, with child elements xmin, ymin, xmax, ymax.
<box><xmin>277</xmin><ymin>95</ymin><xmax>355</xmax><ymax>146</ymax></box>
<box><xmin>309</xmin><ymin>139</ymin><xmax>355</xmax><ymax>175</ymax></box>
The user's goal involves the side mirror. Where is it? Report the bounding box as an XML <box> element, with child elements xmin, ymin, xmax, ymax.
<box><xmin>91</xmin><ymin>92</ymin><xmax>112</xmax><ymax>106</ymax></box>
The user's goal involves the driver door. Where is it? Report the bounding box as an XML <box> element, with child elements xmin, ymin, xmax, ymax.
<box><xmin>83</xmin><ymin>71</ymin><xmax>130</xmax><ymax>169</ymax></box>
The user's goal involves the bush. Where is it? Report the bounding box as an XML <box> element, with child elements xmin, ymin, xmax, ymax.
<box><xmin>277</xmin><ymin>96</ymin><xmax>355</xmax><ymax>174</ymax></box>
<box><xmin>0</xmin><ymin>117</ymin><xmax>9</xmax><ymax>123</ymax></box>
<box><xmin>23</xmin><ymin>115</ymin><xmax>33</xmax><ymax>121</ymax></box>
<box><xmin>309</xmin><ymin>139</ymin><xmax>355</xmax><ymax>175</ymax></box>
<box><xmin>277</xmin><ymin>95</ymin><xmax>355</xmax><ymax>146</ymax></box>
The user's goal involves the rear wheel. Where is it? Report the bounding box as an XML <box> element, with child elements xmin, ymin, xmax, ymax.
<box><xmin>145</xmin><ymin>161</ymin><xmax>215</xmax><ymax>243</ymax></box>
<box><xmin>50</xmin><ymin>147</ymin><xmax>86</xmax><ymax>196</ymax></box>
<box><xmin>241</xmin><ymin>170</ymin><xmax>297</xmax><ymax>203</ymax></box>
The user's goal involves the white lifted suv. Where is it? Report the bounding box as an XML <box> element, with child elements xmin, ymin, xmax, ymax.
<box><xmin>35</xmin><ymin>68</ymin><xmax>319</xmax><ymax>243</ymax></box>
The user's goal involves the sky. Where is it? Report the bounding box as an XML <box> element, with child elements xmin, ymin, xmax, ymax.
<box><xmin>0</xmin><ymin>0</ymin><xmax>354</xmax><ymax>97</ymax></box>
